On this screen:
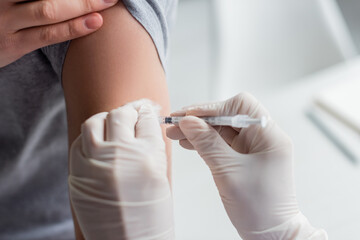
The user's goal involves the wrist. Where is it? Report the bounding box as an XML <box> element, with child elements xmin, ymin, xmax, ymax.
<box><xmin>120</xmin><ymin>192</ymin><xmax>174</xmax><ymax>240</ymax></box>
<box><xmin>239</xmin><ymin>212</ymin><xmax>328</xmax><ymax>240</ymax></box>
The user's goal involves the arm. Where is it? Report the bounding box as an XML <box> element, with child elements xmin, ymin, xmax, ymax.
<box><xmin>62</xmin><ymin>2</ymin><xmax>171</xmax><ymax>238</ymax></box>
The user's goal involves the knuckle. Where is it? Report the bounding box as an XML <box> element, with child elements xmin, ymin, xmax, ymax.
<box><xmin>82</xmin><ymin>112</ymin><xmax>107</xmax><ymax>129</ymax></box>
<box><xmin>65</xmin><ymin>21</ymin><xmax>81</xmax><ymax>38</ymax></box>
<box><xmin>108</xmin><ymin>109</ymin><xmax>119</xmax><ymax>119</ymax></box>
<box><xmin>110</xmin><ymin>107</ymin><xmax>137</xmax><ymax>120</ymax></box>
<box><xmin>107</xmin><ymin>110</ymin><xmax>121</xmax><ymax>125</ymax></box>
<box><xmin>107</xmin><ymin>109</ymin><xmax>122</xmax><ymax>123</ymax></box>
<box><xmin>83</xmin><ymin>117</ymin><xmax>99</xmax><ymax>131</ymax></box>
<box><xmin>81</xmin><ymin>112</ymin><xmax>108</xmax><ymax>132</ymax></box>
<box><xmin>83</xmin><ymin>0</ymin><xmax>97</xmax><ymax>12</ymax></box>
<box><xmin>39</xmin><ymin>27</ymin><xmax>58</xmax><ymax>43</ymax></box>
<box><xmin>36</xmin><ymin>1</ymin><xmax>56</xmax><ymax>21</ymax></box>
<box><xmin>0</xmin><ymin>35</ymin><xmax>15</xmax><ymax>51</ymax></box>
<box><xmin>82</xmin><ymin>119</ymin><xmax>93</xmax><ymax>130</ymax></box>
<box><xmin>235</xmin><ymin>92</ymin><xmax>254</xmax><ymax>102</ymax></box>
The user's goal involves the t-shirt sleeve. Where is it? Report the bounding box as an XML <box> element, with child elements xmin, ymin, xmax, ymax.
<box><xmin>41</xmin><ymin>0</ymin><xmax>177</xmax><ymax>80</ymax></box>
<box><xmin>122</xmin><ymin>0</ymin><xmax>177</xmax><ymax>67</ymax></box>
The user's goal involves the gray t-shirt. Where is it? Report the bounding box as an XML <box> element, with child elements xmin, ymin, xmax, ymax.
<box><xmin>0</xmin><ymin>1</ymin><xmax>177</xmax><ymax>239</ymax></box>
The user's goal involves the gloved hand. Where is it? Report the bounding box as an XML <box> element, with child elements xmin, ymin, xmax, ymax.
<box><xmin>167</xmin><ymin>93</ymin><xmax>327</xmax><ymax>240</ymax></box>
<box><xmin>68</xmin><ymin>100</ymin><xmax>174</xmax><ymax>240</ymax></box>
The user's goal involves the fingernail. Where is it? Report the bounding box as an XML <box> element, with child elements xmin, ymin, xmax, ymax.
<box><xmin>85</xmin><ymin>15</ymin><xmax>102</xmax><ymax>30</ymax></box>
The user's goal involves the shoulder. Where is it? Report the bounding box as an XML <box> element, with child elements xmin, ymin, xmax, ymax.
<box><xmin>41</xmin><ymin>0</ymin><xmax>177</xmax><ymax>77</ymax></box>
<box><xmin>122</xmin><ymin>0</ymin><xmax>178</xmax><ymax>66</ymax></box>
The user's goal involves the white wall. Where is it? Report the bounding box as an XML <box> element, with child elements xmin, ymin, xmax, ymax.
<box><xmin>168</xmin><ymin>2</ymin><xmax>241</xmax><ymax>239</ymax></box>
<box><xmin>211</xmin><ymin>0</ymin><xmax>357</xmax><ymax>100</ymax></box>
<box><xmin>167</xmin><ymin>1</ymin><xmax>359</xmax><ymax>239</ymax></box>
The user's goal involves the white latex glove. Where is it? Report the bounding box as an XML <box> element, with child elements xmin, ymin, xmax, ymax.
<box><xmin>68</xmin><ymin>100</ymin><xmax>174</xmax><ymax>240</ymax></box>
<box><xmin>166</xmin><ymin>93</ymin><xmax>327</xmax><ymax>240</ymax></box>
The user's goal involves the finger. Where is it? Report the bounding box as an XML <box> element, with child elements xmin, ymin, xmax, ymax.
<box><xmin>125</xmin><ymin>98</ymin><xmax>162</xmax><ymax>114</ymax></box>
<box><xmin>179</xmin><ymin>116</ymin><xmax>234</xmax><ymax>158</ymax></box>
<box><xmin>217</xmin><ymin>92</ymin><xmax>270</xmax><ymax>119</ymax></box>
<box><xmin>169</xmin><ymin>110</ymin><xmax>186</xmax><ymax>117</ymax></box>
<box><xmin>213</xmin><ymin>126</ymin><xmax>239</xmax><ymax>146</ymax></box>
<box><xmin>236</xmin><ymin>119</ymin><xmax>292</xmax><ymax>154</ymax></box>
<box><xmin>168</xmin><ymin>124</ymin><xmax>237</xmax><ymax>149</ymax></box>
<box><xmin>173</xmin><ymin>93</ymin><xmax>271</xmax><ymax>120</ymax></box>
<box><xmin>81</xmin><ymin>112</ymin><xmax>108</xmax><ymax>156</ymax></box>
<box><xmin>166</xmin><ymin>126</ymin><xmax>185</xmax><ymax>140</ymax></box>
<box><xmin>16</xmin><ymin>13</ymin><xmax>102</xmax><ymax>54</ymax></box>
<box><xmin>106</xmin><ymin>105</ymin><xmax>138</xmax><ymax>142</ymax></box>
<box><xmin>135</xmin><ymin>104</ymin><xmax>163</xmax><ymax>140</ymax></box>
<box><xmin>9</xmin><ymin>0</ymin><xmax>118</xmax><ymax>30</ymax></box>
<box><xmin>228</xmin><ymin>93</ymin><xmax>270</xmax><ymax>119</ymax></box>
<box><xmin>179</xmin><ymin>139</ymin><xmax>195</xmax><ymax>150</ymax></box>
<box><xmin>170</xmin><ymin>125</ymin><xmax>237</xmax><ymax>149</ymax></box>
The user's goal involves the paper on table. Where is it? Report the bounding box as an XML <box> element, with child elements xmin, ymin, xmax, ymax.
<box><xmin>314</xmin><ymin>78</ymin><xmax>360</xmax><ymax>134</ymax></box>
<box><xmin>307</xmin><ymin>105</ymin><xmax>360</xmax><ymax>163</ymax></box>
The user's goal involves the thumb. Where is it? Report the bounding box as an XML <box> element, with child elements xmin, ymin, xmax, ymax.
<box><xmin>179</xmin><ymin>116</ymin><xmax>235</xmax><ymax>166</ymax></box>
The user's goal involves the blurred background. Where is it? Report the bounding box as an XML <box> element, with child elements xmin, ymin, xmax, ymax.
<box><xmin>167</xmin><ymin>0</ymin><xmax>360</xmax><ymax>239</ymax></box>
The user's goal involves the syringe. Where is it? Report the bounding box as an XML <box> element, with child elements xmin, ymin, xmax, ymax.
<box><xmin>159</xmin><ymin>115</ymin><xmax>267</xmax><ymax>128</ymax></box>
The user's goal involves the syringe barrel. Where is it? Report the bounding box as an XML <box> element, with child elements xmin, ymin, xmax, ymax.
<box><xmin>159</xmin><ymin>115</ymin><xmax>265</xmax><ymax>128</ymax></box>
<box><xmin>201</xmin><ymin>116</ymin><xmax>233</xmax><ymax>126</ymax></box>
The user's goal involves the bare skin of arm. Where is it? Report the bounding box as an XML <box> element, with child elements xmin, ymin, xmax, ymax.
<box><xmin>62</xmin><ymin>2</ymin><xmax>171</xmax><ymax>239</ymax></box>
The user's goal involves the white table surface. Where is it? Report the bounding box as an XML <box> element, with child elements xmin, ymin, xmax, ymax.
<box><xmin>172</xmin><ymin>57</ymin><xmax>360</xmax><ymax>239</ymax></box>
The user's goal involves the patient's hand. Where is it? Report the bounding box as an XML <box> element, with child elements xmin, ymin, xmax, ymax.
<box><xmin>0</xmin><ymin>0</ymin><xmax>118</xmax><ymax>67</ymax></box>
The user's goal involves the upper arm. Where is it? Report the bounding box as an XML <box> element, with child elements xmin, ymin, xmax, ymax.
<box><xmin>63</xmin><ymin>2</ymin><xmax>170</xmax><ymax>144</ymax></box>
<box><xmin>62</xmin><ymin>2</ymin><xmax>171</xmax><ymax>238</ymax></box>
